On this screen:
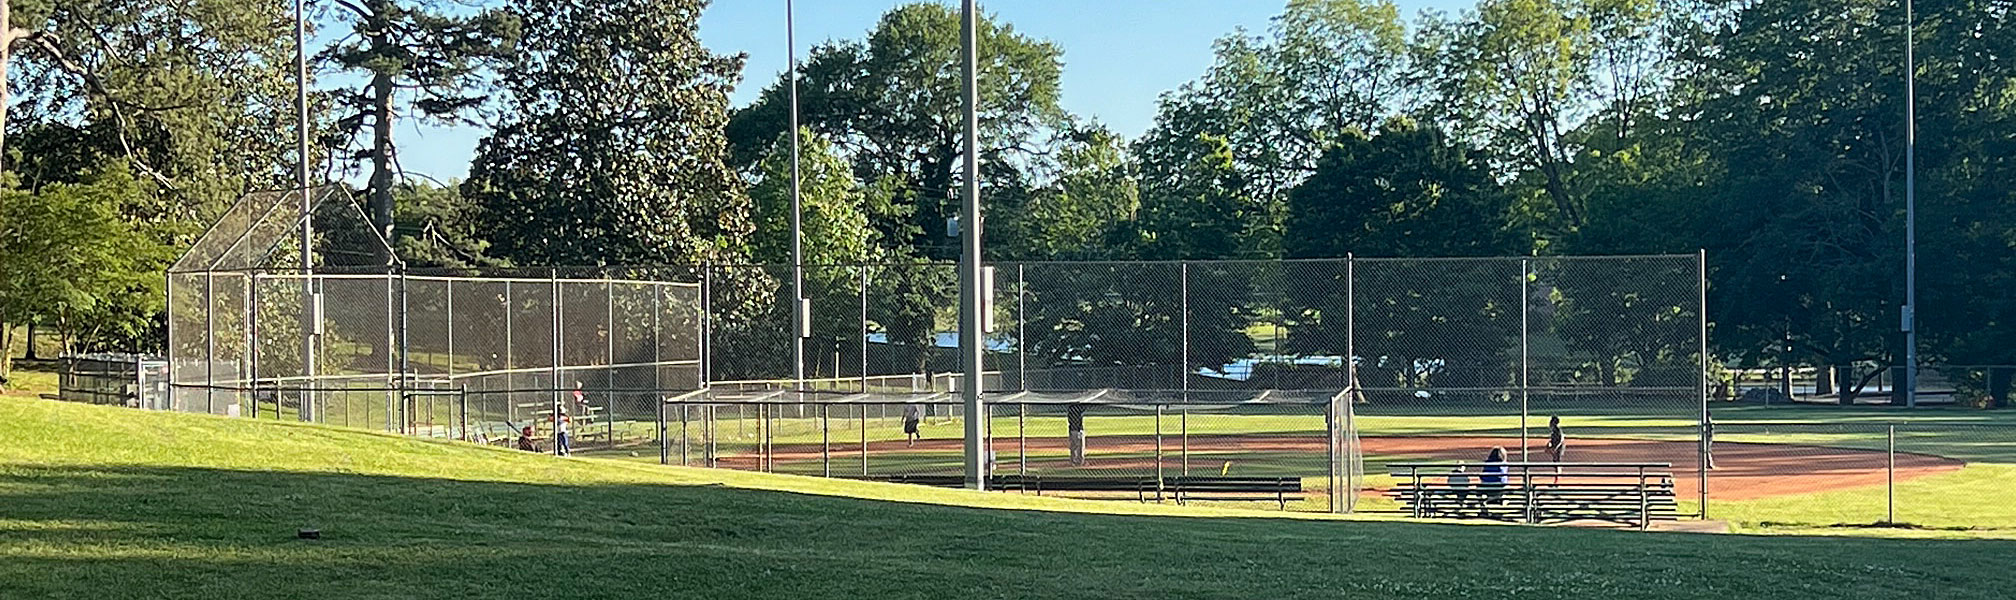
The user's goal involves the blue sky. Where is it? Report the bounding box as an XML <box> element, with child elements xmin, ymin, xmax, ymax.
<box><xmin>394</xmin><ymin>0</ymin><xmax>1474</xmax><ymax>182</ymax></box>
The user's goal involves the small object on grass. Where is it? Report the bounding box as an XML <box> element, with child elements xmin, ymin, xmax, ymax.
<box><xmin>297</xmin><ymin>528</ymin><xmax>321</xmax><ymax>540</ymax></box>
<box><xmin>630</xmin><ymin>451</ymin><xmax>639</xmax><ymax>457</ymax></box>
<box><xmin>1221</xmin><ymin>461</ymin><xmax>1233</xmax><ymax>476</ymax></box>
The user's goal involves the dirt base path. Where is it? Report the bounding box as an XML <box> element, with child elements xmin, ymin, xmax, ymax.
<box><xmin>732</xmin><ymin>434</ymin><xmax>1964</xmax><ymax>501</ymax></box>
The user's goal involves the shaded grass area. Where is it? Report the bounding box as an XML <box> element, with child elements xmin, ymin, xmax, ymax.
<box><xmin>9</xmin><ymin>397</ymin><xmax>2016</xmax><ymax>598</ymax></box>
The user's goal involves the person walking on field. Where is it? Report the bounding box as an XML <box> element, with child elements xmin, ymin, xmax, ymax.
<box><xmin>1546</xmin><ymin>415</ymin><xmax>1567</xmax><ymax>483</ymax></box>
<box><xmin>555</xmin><ymin>409</ymin><xmax>573</xmax><ymax>456</ymax></box>
<box><xmin>902</xmin><ymin>403</ymin><xmax>922</xmax><ymax>447</ymax></box>
<box><xmin>1703</xmin><ymin>410</ymin><xmax>1717</xmax><ymax>470</ymax></box>
<box><xmin>1067</xmin><ymin>404</ymin><xmax>1088</xmax><ymax>467</ymax></box>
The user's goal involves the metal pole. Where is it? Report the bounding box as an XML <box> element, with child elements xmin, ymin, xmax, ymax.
<box><xmin>681</xmin><ymin>404</ymin><xmax>690</xmax><ymax>466</ymax></box>
<box><xmin>1887</xmin><ymin>425</ymin><xmax>1897</xmax><ymax>523</ymax></box>
<box><xmin>1180</xmin><ymin>262</ymin><xmax>1189</xmax><ymax>404</ymax></box>
<box><xmin>658</xmin><ymin>400</ymin><xmax>669</xmax><ymax>465</ymax></box>
<box><xmin>1155</xmin><ymin>404</ymin><xmax>1165</xmax><ymax>500</ymax></box>
<box><xmin>822</xmin><ymin>405</ymin><xmax>831</xmax><ymax>477</ymax></box>
<box><xmin>1902</xmin><ymin>0</ymin><xmax>1919</xmax><ymax>409</ymax></box>
<box><xmin>1017</xmin><ymin>403</ymin><xmax>1027</xmax><ymax>475</ymax></box>
<box><xmin>246</xmin><ymin>273</ymin><xmax>259</xmax><ymax>419</ymax></box>
<box><xmin>957</xmin><ymin>0</ymin><xmax>987</xmax><ymax>491</ymax></box>
<box><xmin>1345</xmin><ymin>253</ymin><xmax>1356</xmax><ymax>413</ymax></box>
<box><xmin>1017</xmin><ymin>264</ymin><xmax>1026</xmax><ymax>390</ymax></box>
<box><xmin>504</xmin><ymin>281</ymin><xmax>513</xmax><ymax>423</ymax></box>
<box><xmin>294</xmin><ymin>0</ymin><xmax>316</xmax><ymax>423</ymax></box>
<box><xmin>552</xmin><ymin>269</ymin><xmax>562</xmax><ymax>456</ymax></box>
<box><xmin>787</xmin><ymin>0</ymin><xmax>808</xmax><ymax>414</ymax></box>
<box><xmin>1698</xmin><ymin>250</ymin><xmax>1711</xmax><ymax>517</ymax></box>
<box><xmin>859</xmin><ymin>266</ymin><xmax>869</xmax><ymax>393</ymax></box>
<box><xmin>1328</xmin><ymin>394</ymin><xmax>1340</xmax><ymax>514</ymax></box>
<box><xmin>1520</xmin><ymin>258</ymin><xmax>1530</xmax><ymax>462</ymax></box>
<box><xmin>387</xmin><ymin>269</ymin><xmax>398</xmax><ymax>433</ymax></box>
<box><xmin>860</xmin><ymin>404</ymin><xmax>869</xmax><ymax>476</ymax></box>
<box><xmin>606</xmin><ymin>279</ymin><xmax>615</xmax><ymax>450</ymax></box>
<box><xmin>205</xmin><ymin>273</ymin><xmax>215</xmax><ymax>414</ymax></box>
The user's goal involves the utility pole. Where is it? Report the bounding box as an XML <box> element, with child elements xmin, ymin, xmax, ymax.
<box><xmin>1902</xmin><ymin>0</ymin><xmax>1919</xmax><ymax>409</ymax></box>
<box><xmin>296</xmin><ymin>0</ymin><xmax>318</xmax><ymax>422</ymax></box>
<box><xmin>958</xmin><ymin>0</ymin><xmax>987</xmax><ymax>491</ymax></box>
<box><xmin>787</xmin><ymin>0</ymin><xmax>807</xmax><ymax>409</ymax></box>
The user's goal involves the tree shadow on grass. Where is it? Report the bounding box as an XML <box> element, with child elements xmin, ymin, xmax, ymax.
<box><xmin>2</xmin><ymin>464</ymin><xmax>2016</xmax><ymax>600</ymax></box>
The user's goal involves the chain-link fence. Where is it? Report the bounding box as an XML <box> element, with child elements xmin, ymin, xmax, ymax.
<box><xmin>160</xmin><ymin>194</ymin><xmax>1709</xmax><ymax>518</ymax></box>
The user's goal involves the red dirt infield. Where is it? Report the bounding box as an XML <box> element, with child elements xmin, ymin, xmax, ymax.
<box><xmin>739</xmin><ymin>434</ymin><xmax>1964</xmax><ymax>501</ymax></box>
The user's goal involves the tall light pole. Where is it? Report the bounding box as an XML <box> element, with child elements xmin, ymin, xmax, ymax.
<box><xmin>296</xmin><ymin>0</ymin><xmax>317</xmax><ymax>422</ymax></box>
<box><xmin>1903</xmin><ymin>0</ymin><xmax>1918</xmax><ymax>409</ymax></box>
<box><xmin>788</xmin><ymin>0</ymin><xmax>807</xmax><ymax>405</ymax></box>
<box><xmin>958</xmin><ymin>0</ymin><xmax>987</xmax><ymax>490</ymax></box>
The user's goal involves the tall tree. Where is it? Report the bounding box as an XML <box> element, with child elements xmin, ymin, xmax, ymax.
<box><xmin>319</xmin><ymin>0</ymin><xmax>518</xmax><ymax>260</ymax></box>
<box><xmin>989</xmin><ymin>123</ymin><xmax>1139</xmax><ymax>262</ymax></box>
<box><xmin>1429</xmin><ymin>0</ymin><xmax>1664</xmax><ymax>232</ymax></box>
<box><xmin>1133</xmin><ymin>0</ymin><xmax>1417</xmax><ymax>258</ymax></box>
<box><xmin>726</xmin><ymin>2</ymin><xmax>1065</xmax><ymax>261</ymax></box>
<box><xmin>1280</xmin><ymin>119</ymin><xmax>1522</xmax><ymax>391</ymax></box>
<box><xmin>462</xmin><ymin>0</ymin><xmax>751</xmax><ymax>267</ymax></box>
<box><xmin>0</xmin><ymin>168</ymin><xmax>167</xmax><ymax>385</ymax></box>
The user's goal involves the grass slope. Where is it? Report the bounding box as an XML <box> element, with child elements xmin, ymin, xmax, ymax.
<box><xmin>4</xmin><ymin>397</ymin><xmax>2015</xmax><ymax>599</ymax></box>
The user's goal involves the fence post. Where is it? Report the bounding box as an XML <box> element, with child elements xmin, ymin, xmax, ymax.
<box><xmin>1017</xmin><ymin>264</ymin><xmax>1026</xmax><ymax>390</ymax></box>
<box><xmin>822</xmin><ymin>404</ymin><xmax>831</xmax><ymax>477</ymax></box>
<box><xmin>1017</xmin><ymin>403</ymin><xmax>1027</xmax><ymax>476</ymax></box>
<box><xmin>503</xmin><ymin>280</ymin><xmax>513</xmax><ymax>424</ymax></box>
<box><xmin>204</xmin><ymin>271</ymin><xmax>215</xmax><ymax>415</ymax></box>
<box><xmin>860</xmin><ymin>265</ymin><xmax>869</xmax><ymax>394</ymax></box>
<box><xmin>1520</xmin><ymin>258</ymin><xmax>1530</xmax><ymax>462</ymax></box>
<box><xmin>1155</xmin><ymin>403</ymin><xmax>1165</xmax><ymax>501</ymax></box>
<box><xmin>247</xmin><ymin>272</ymin><xmax>261</xmax><ymax>419</ymax></box>
<box><xmin>658</xmin><ymin>399</ymin><xmax>669</xmax><ymax>465</ymax></box>
<box><xmin>680</xmin><ymin>403</ymin><xmax>690</xmax><ymax>466</ymax></box>
<box><xmin>1887</xmin><ymin>425</ymin><xmax>1897</xmax><ymax>524</ymax></box>
<box><xmin>551</xmin><ymin>268</ymin><xmax>562</xmax><ymax>456</ymax></box>
<box><xmin>1698</xmin><ymin>249</ymin><xmax>1710</xmax><ymax>519</ymax></box>
<box><xmin>606</xmin><ymin>277</ymin><xmax>616</xmax><ymax>450</ymax></box>
<box><xmin>387</xmin><ymin>267</ymin><xmax>399</xmax><ymax>433</ymax></box>
<box><xmin>861</xmin><ymin>404</ymin><xmax>869</xmax><ymax>476</ymax></box>
<box><xmin>1328</xmin><ymin>394</ymin><xmax>1340</xmax><ymax>514</ymax></box>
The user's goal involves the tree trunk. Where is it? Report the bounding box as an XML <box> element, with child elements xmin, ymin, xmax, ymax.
<box><xmin>0</xmin><ymin>320</ymin><xmax>13</xmax><ymax>388</ymax></box>
<box><xmin>370</xmin><ymin>69</ymin><xmax>396</xmax><ymax>263</ymax></box>
<box><xmin>1816</xmin><ymin>365</ymin><xmax>1834</xmax><ymax>397</ymax></box>
<box><xmin>1837</xmin><ymin>365</ymin><xmax>1855</xmax><ymax>405</ymax></box>
<box><xmin>2</xmin><ymin>0</ymin><xmax>11</xmax><ymax>163</ymax></box>
<box><xmin>22</xmin><ymin>321</ymin><xmax>35</xmax><ymax>360</ymax></box>
<box><xmin>1778</xmin><ymin>365</ymin><xmax>1792</xmax><ymax>401</ymax></box>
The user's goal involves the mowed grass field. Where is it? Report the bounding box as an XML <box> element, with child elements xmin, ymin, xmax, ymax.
<box><xmin>6</xmin><ymin>396</ymin><xmax>2016</xmax><ymax>599</ymax></box>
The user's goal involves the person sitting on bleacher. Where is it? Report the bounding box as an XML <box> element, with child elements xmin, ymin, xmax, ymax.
<box><xmin>1443</xmin><ymin>463</ymin><xmax>1473</xmax><ymax>515</ymax></box>
<box><xmin>517</xmin><ymin>425</ymin><xmax>538</xmax><ymax>452</ymax></box>
<box><xmin>1478</xmin><ymin>447</ymin><xmax>1509</xmax><ymax>513</ymax></box>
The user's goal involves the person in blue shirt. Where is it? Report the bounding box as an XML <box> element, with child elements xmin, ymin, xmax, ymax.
<box><xmin>1477</xmin><ymin>446</ymin><xmax>1509</xmax><ymax>513</ymax></box>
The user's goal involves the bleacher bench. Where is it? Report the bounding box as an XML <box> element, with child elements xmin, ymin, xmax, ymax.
<box><xmin>1387</xmin><ymin>462</ymin><xmax>1679</xmax><ymax>530</ymax></box>
<box><xmin>861</xmin><ymin>475</ymin><xmax>1303</xmax><ymax>509</ymax></box>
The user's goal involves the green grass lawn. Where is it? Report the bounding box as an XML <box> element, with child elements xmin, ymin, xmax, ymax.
<box><xmin>8</xmin><ymin>396</ymin><xmax>2016</xmax><ymax>599</ymax></box>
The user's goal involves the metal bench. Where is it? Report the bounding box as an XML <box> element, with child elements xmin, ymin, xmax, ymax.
<box><xmin>1388</xmin><ymin>462</ymin><xmax>1679</xmax><ymax>530</ymax></box>
<box><xmin>859</xmin><ymin>475</ymin><xmax>1303</xmax><ymax>509</ymax></box>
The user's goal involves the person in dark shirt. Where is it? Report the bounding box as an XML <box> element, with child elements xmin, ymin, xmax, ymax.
<box><xmin>1478</xmin><ymin>446</ymin><xmax>1509</xmax><ymax>514</ymax></box>
<box><xmin>1546</xmin><ymin>415</ymin><xmax>1566</xmax><ymax>483</ymax></box>
<box><xmin>902</xmin><ymin>403</ymin><xmax>922</xmax><ymax>447</ymax></box>
<box><xmin>516</xmin><ymin>425</ymin><xmax>538</xmax><ymax>452</ymax></box>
